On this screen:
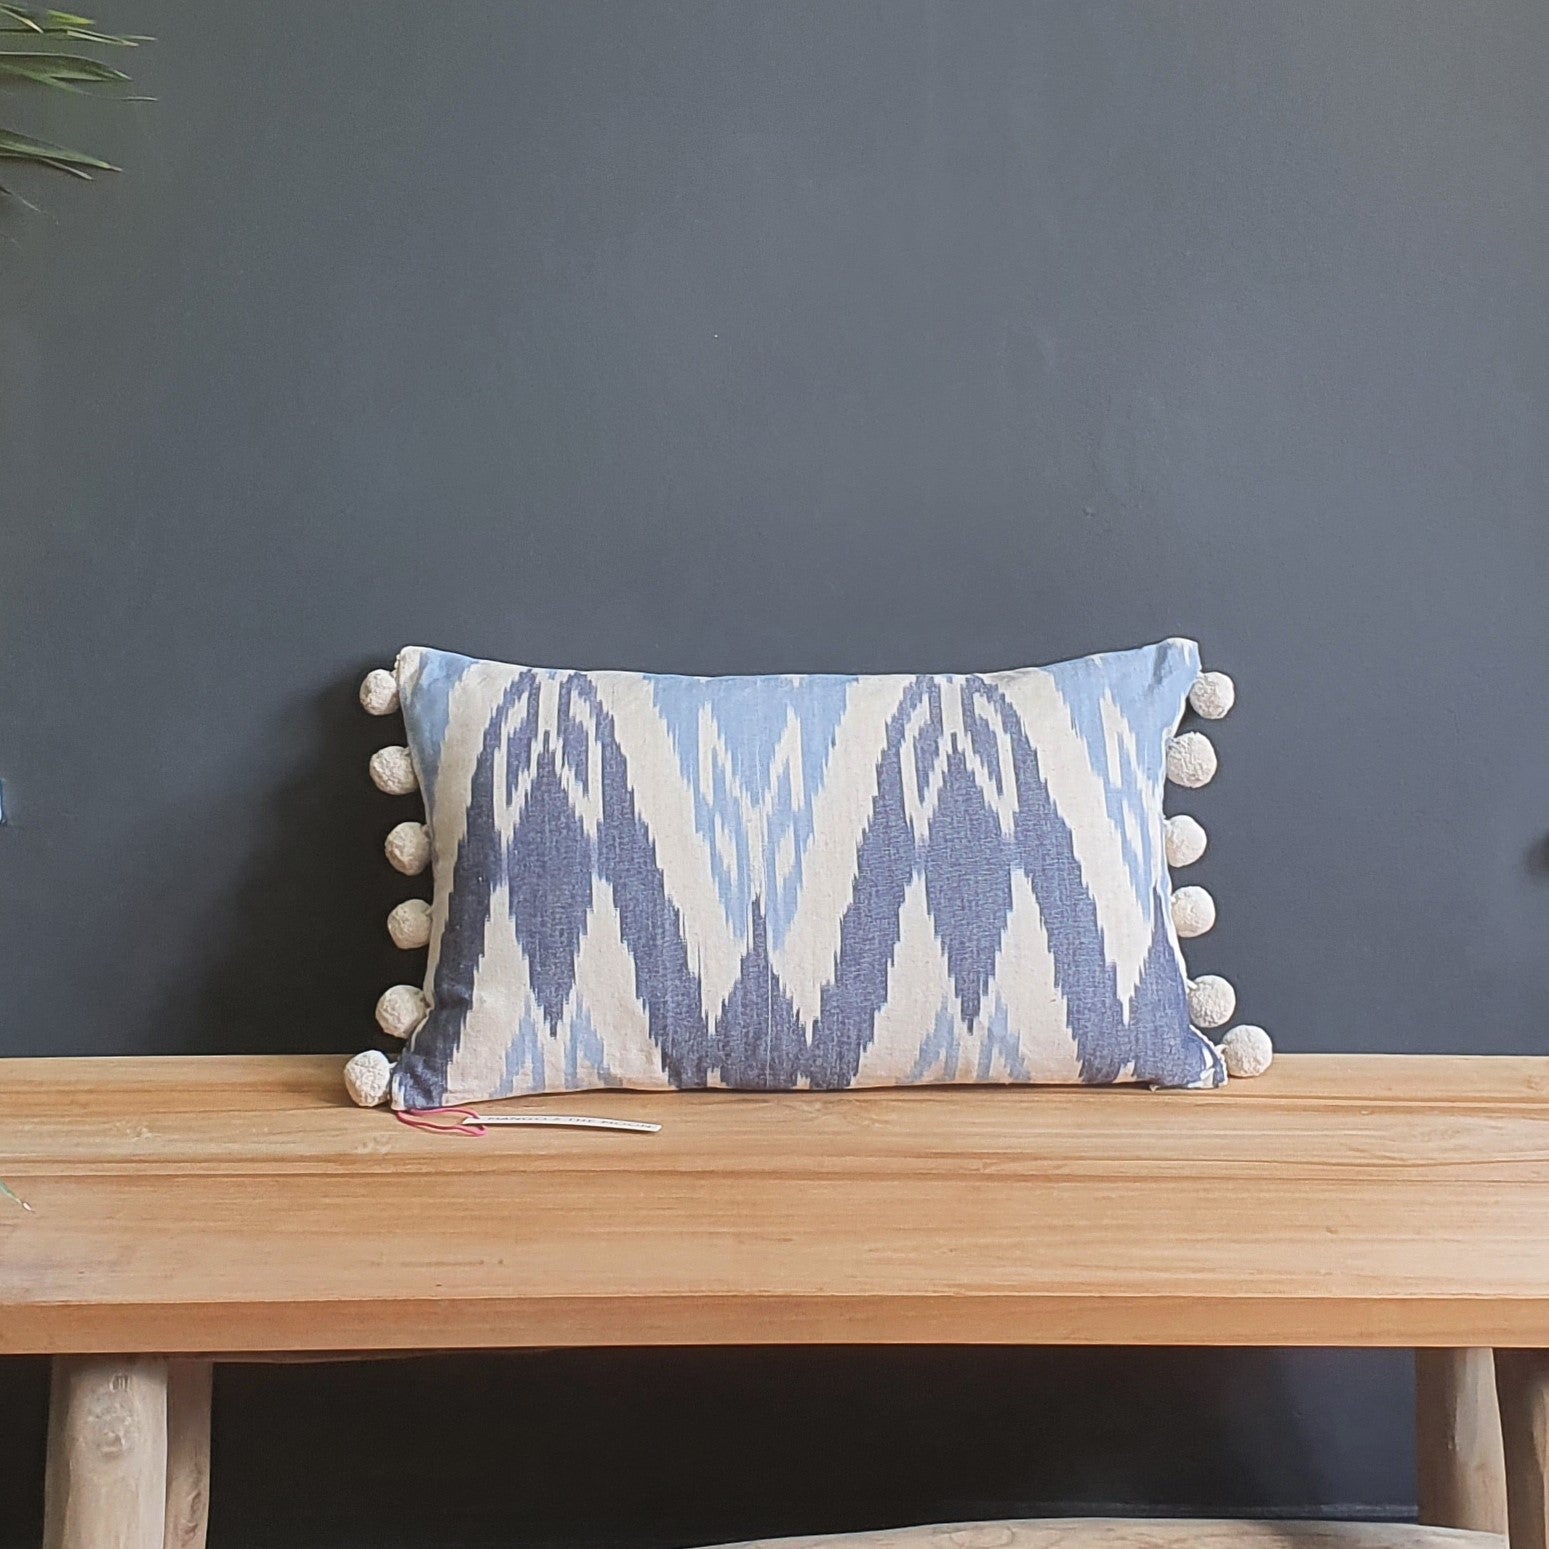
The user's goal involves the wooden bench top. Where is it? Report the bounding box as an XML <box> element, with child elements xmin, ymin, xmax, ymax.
<box><xmin>3</xmin><ymin>1053</ymin><xmax>1548</xmax><ymax>1356</ymax></box>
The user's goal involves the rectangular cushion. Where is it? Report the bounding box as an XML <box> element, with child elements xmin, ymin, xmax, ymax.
<box><xmin>387</xmin><ymin>637</ymin><xmax>1223</xmax><ymax>1107</ymax></box>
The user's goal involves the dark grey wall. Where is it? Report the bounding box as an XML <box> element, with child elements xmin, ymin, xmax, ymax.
<box><xmin>2</xmin><ymin>1</ymin><xmax>1546</xmax><ymax>1543</ymax></box>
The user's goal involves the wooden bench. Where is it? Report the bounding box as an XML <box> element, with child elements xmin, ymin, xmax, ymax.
<box><xmin>3</xmin><ymin>1053</ymin><xmax>1547</xmax><ymax>1549</ymax></box>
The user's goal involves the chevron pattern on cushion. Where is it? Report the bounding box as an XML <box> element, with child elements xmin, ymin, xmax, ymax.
<box><xmin>375</xmin><ymin>637</ymin><xmax>1225</xmax><ymax>1108</ymax></box>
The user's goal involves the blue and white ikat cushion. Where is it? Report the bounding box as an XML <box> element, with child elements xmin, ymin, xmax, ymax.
<box><xmin>354</xmin><ymin>638</ymin><xmax>1250</xmax><ymax>1110</ymax></box>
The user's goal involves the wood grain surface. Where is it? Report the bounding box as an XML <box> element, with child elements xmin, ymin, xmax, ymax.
<box><xmin>161</xmin><ymin>1359</ymin><xmax>211</xmax><ymax>1549</ymax></box>
<box><xmin>41</xmin><ymin>1356</ymin><xmax>168</xmax><ymax>1549</ymax></box>
<box><xmin>1416</xmin><ymin>1349</ymin><xmax>1507</xmax><ymax>1533</ymax></box>
<box><xmin>3</xmin><ymin>1054</ymin><xmax>1548</xmax><ymax>1355</ymax></box>
<box><xmin>1494</xmin><ymin>1349</ymin><xmax>1549</xmax><ymax>1549</ymax></box>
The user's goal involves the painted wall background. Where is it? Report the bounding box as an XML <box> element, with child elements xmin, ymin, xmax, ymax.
<box><xmin>2</xmin><ymin>2</ymin><xmax>1546</xmax><ymax>1543</ymax></box>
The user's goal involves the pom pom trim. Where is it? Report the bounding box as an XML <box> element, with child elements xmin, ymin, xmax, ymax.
<box><xmin>1189</xmin><ymin>670</ymin><xmax>1235</xmax><ymax>720</ymax></box>
<box><xmin>344</xmin><ymin>1049</ymin><xmax>393</xmax><ymax>1107</ymax></box>
<box><xmin>375</xmin><ymin>984</ymin><xmax>429</xmax><ymax>1039</ymax></box>
<box><xmin>1164</xmin><ymin>814</ymin><xmax>1207</xmax><ymax>869</ymax></box>
<box><xmin>1187</xmin><ymin>974</ymin><xmax>1236</xmax><ymax>1029</ymax></box>
<box><xmin>1220</xmin><ymin>1024</ymin><xmax>1273</xmax><ymax>1078</ymax></box>
<box><xmin>359</xmin><ymin>668</ymin><xmax>400</xmax><ymax>717</ymax></box>
<box><xmin>1166</xmin><ymin>732</ymin><xmax>1218</xmax><ymax>789</ymax></box>
<box><xmin>1171</xmin><ymin>884</ymin><xmax>1216</xmax><ymax>939</ymax></box>
<box><xmin>384</xmin><ymin>821</ymin><xmax>431</xmax><ymax>876</ymax></box>
<box><xmin>388</xmin><ymin>898</ymin><xmax>433</xmax><ymax>950</ymax></box>
<box><xmin>369</xmin><ymin>746</ymin><xmax>418</xmax><ymax>796</ymax></box>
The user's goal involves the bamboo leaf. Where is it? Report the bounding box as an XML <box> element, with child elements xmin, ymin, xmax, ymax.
<box><xmin>0</xmin><ymin>27</ymin><xmax>146</xmax><ymax>44</ymax></box>
<box><xmin>64</xmin><ymin>30</ymin><xmax>144</xmax><ymax>43</ymax></box>
<box><xmin>0</xmin><ymin>7</ymin><xmax>143</xmax><ymax>43</ymax></box>
<box><xmin>0</xmin><ymin>49</ymin><xmax>128</xmax><ymax>73</ymax></box>
<box><xmin>0</xmin><ymin>154</ymin><xmax>94</xmax><ymax>177</ymax></box>
<box><xmin>0</xmin><ymin>126</ymin><xmax>115</xmax><ymax>170</ymax></box>
<box><xmin>1</xmin><ymin>8</ymin><xmax>95</xmax><ymax>28</ymax></box>
<box><xmin>0</xmin><ymin>51</ymin><xmax>131</xmax><ymax>86</ymax></box>
<box><xmin>0</xmin><ymin>6</ymin><xmax>145</xmax><ymax>206</ymax></box>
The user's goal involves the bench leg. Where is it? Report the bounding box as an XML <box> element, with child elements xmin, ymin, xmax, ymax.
<box><xmin>1496</xmin><ymin>1349</ymin><xmax>1549</xmax><ymax>1549</ymax></box>
<box><xmin>1417</xmin><ymin>1348</ymin><xmax>1507</xmax><ymax>1531</ymax></box>
<box><xmin>163</xmin><ymin>1360</ymin><xmax>213</xmax><ymax>1549</ymax></box>
<box><xmin>43</xmin><ymin>1356</ymin><xmax>168</xmax><ymax>1549</ymax></box>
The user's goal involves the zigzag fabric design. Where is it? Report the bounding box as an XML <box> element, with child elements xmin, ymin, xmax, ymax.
<box><xmin>390</xmin><ymin>639</ymin><xmax>1224</xmax><ymax>1108</ymax></box>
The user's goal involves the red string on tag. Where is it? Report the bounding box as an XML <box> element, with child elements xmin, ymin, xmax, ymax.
<box><xmin>394</xmin><ymin>1106</ymin><xmax>487</xmax><ymax>1137</ymax></box>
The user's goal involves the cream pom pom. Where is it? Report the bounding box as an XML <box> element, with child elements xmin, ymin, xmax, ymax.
<box><xmin>359</xmin><ymin>668</ymin><xmax>400</xmax><ymax>717</ymax></box>
<box><xmin>1220</xmin><ymin>1024</ymin><xmax>1273</xmax><ymax>1078</ymax></box>
<box><xmin>375</xmin><ymin>984</ymin><xmax>429</xmax><ymax>1039</ymax></box>
<box><xmin>1189</xmin><ymin>670</ymin><xmax>1236</xmax><ymax>720</ymax></box>
<box><xmin>387</xmin><ymin>898</ymin><xmax>433</xmax><ymax>950</ymax></box>
<box><xmin>1164</xmin><ymin>814</ymin><xmax>1208</xmax><ymax>869</ymax></box>
<box><xmin>1171</xmin><ymin>884</ymin><xmax>1216</xmax><ymax>938</ymax></box>
<box><xmin>369</xmin><ymin>746</ymin><xmax>418</xmax><ymax>796</ymax></box>
<box><xmin>1165</xmin><ymin>732</ymin><xmax>1218</xmax><ymax>789</ymax></box>
<box><xmin>344</xmin><ymin>1049</ymin><xmax>393</xmax><ymax>1108</ymax></box>
<box><xmin>384</xmin><ymin>821</ymin><xmax>431</xmax><ymax>876</ymax></box>
<box><xmin>1187</xmin><ymin>974</ymin><xmax>1236</xmax><ymax>1029</ymax></box>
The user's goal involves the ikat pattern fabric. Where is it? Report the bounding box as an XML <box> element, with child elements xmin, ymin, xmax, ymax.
<box><xmin>389</xmin><ymin>638</ymin><xmax>1224</xmax><ymax>1108</ymax></box>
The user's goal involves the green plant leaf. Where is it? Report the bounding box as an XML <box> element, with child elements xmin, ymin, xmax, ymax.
<box><xmin>0</xmin><ymin>7</ymin><xmax>145</xmax><ymax>204</ymax></box>
<box><xmin>1</xmin><ymin>7</ymin><xmax>93</xmax><ymax>29</ymax></box>
<box><xmin>0</xmin><ymin>125</ymin><xmax>115</xmax><ymax>170</ymax></box>
<box><xmin>0</xmin><ymin>51</ymin><xmax>130</xmax><ymax>87</ymax></box>
<box><xmin>0</xmin><ymin>7</ymin><xmax>143</xmax><ymax>43</ymax></box>
<box><xmin>0</xmin><ymin>27</ymin><xmax>146</xmax><ymax>44</ymax></box>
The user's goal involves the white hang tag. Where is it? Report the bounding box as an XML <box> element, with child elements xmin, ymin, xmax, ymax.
<box><xmin>467</xmin><ymin>1113</ymin><xmax>661</xmax><ymax>1134</ymax></box>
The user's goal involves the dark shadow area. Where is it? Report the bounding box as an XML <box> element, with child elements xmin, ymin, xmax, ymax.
<box><xmin>1525</xmin><ymin>834</ymin><xmax>1549</xmax><ymax>881</ymax></box>
<box><xmin>0</xmin><ymin>1358</ymin><xmax>47</xmax><ymax>1543</ymax></box>
<box><xmin>0</xmin><ymin>1344</ymin><xmax>1418</xmax><ymax>1549</ymax></box>
<box><xmin>146</xmin><ymin>671</ymin><xmax>427</xmax><ymax>1056</ymax></box>
<box><xmin>0</xmin><ymin>1346</ymin><xmax>1409</xmax><ymax>1549</ymax></box>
